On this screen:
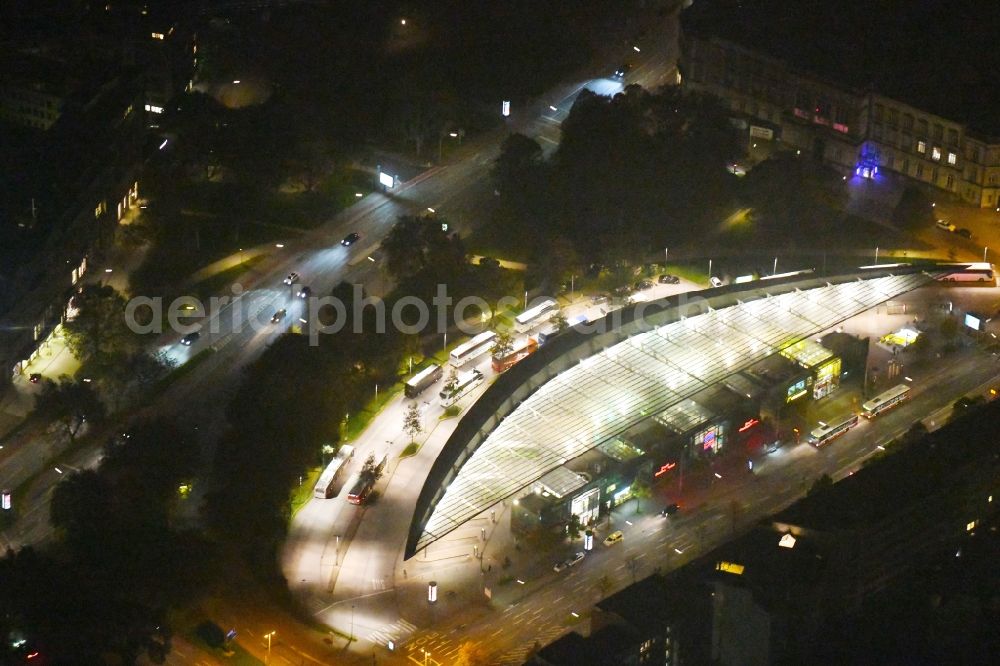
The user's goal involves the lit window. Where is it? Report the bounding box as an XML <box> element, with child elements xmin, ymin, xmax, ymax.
<box><xmin>947</xmin><ymin>152</ymin><xmax>957</xmax><ymax>165</ymax></box>
<box><xmin>917</xmin><ymin>141</ymin><xmax>926</xmax><ymax>154</ymax></box>
<box><xmin>966</xmin><ymin>520</ymin><xmax>977</xmax><ymax>532</ymax></box>
<box><xmin>932</xmin><ymin>147</ymin><xmax>941</xmax><ymax>161</ymax></box>
<box><xmin>151</xmin><ymin>32</ymin><xmax>165</xmax><ymax>40</ymax></box>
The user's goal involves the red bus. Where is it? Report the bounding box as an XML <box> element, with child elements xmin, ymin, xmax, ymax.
<box><xmin>346</xmin><ymin>476</ymin><xmax>374</xmax><ymax>505</ymax></box>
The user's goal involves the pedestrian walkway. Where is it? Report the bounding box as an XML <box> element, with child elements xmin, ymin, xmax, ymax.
<box><xmin>368</xmin><ymin>618</ymin><xmax>417</xmax><ymax>650</ymax></box>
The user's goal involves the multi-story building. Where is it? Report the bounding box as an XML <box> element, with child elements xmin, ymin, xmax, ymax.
<box><xmin>0</xmin><ymin>53</ymin><xmax>69</xmax><ymax>131</ymax></box>
<box><xmin>680</xmin><ymin>0</ymin><xmax>1000</xmax><ymax>209</ymax></box>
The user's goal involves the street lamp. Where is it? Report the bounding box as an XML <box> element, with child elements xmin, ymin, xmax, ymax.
<box><xmin>264</xmin><ymin>631</ymin><xmax>275</xmax><ymax>664</ymax></box>
<box><xmin>438</xmin><ymin>128</ymin><xmax>463</xmax><ymax>162</ymax></box>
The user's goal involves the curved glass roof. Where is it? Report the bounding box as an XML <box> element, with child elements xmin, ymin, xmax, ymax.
<box><xmin>415</xmin><ymin>273</ymin><xmax>932</xmax><ymax>552</ymax></box>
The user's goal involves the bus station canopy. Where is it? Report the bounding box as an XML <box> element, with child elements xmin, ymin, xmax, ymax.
<box><xmin>411</xmin><ymin>271</ymin><xmax>935</xmax><ymax>555</ymax></box>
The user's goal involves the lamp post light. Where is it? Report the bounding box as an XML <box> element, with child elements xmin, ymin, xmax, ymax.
<box><xmin>264</xmin><ymin>631</ymin><xmax>275</xmax><ymax>664</ymax></box>
<box><xmin>438</xmin><ymin>129</ymin><xmax>463</xmax><ymax>162</ymax></box>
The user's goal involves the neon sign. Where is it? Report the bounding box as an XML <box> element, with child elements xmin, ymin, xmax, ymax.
<box><xmin>738</xmin><ymin>418</ymin><xmax>759</xmax><ymax>433</ymax></box>
<box><xmin>655</xmin><ymin>462</ymin><xmax>676</xmax><ymax>477</ymax></box>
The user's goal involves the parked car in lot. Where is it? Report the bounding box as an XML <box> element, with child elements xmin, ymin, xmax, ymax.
<box><xmin>658</xmin><ymin>274</ymin><xmax>680</xmax><ymax>285</ymax></box>
<box><xmin>634</xmin><ymin>279</ymin><xmax>653</xmax><ymax>291</ymax></box>
<box><xmin>603</xmin><ymin>530</ymin><xmax>624</xmax><ymax>546</ymax></box>
<box><xmin>710</xmin><ymin>276</ymin><xmax>724</xmax><ymax>288</ymax></box>
<box><xmin>478</xmin><ymin>256</ymin><xmax>501</xmax><ymax>269</ymax></box>
<box><xmin>283</xmin><ymin>272</ymin><xmax>300</xmax><ymax>285</ymax></box>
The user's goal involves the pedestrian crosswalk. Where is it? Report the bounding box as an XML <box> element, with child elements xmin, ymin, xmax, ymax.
<box><xmin>405</xmin><ymin>630</ymin><xmax>461</xmax><ymax>664</ymax></box>
<box><xmin>368</xmin><ymin>618</ymin><xmax>417</xmax><ymax>650</ymax></box>
<box><xmin>496</xmin><ymin>625</ymin><xmax>569</xmax><ymax>665</ymax></box>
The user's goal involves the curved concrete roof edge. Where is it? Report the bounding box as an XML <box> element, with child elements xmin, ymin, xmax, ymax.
<box><xmin>404</xmin><ymin>262</ymin><xmax>954</xmax><ymax>559</ymax></box>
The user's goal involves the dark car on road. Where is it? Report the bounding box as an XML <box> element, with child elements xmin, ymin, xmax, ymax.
<box><xmin>283</xmin><ymin>272</ymin><xmax>300</xmax><ymax>285</ymax></box>
<box><xmin>270</xmin><ymin>308</ymin><xmax>287</xmax><ymax>323</ymax></box>
<box><xmin>180</xmin><ymin>331</ymin><xmax>200</xmax><ymax>346</ymax></box>
<box><xmin>341</xmin><ymin>232</ymin><xmax>361</xmax><ymax>246</ymax></box>
<box><xmin>478</xmin><ymin>256</ymin><xmax>501</xmax><ymax>269</ymax></box>
<box><xmin>660</xmin><ymin>503</ymin><xmax>680</xmax><ymax>517</ymax></box>
<box><xmin>956</xmin><ymin>228</ymin><xmax>973</xmax><ymax>239</ymax></box>
<box><xmin>297</xmin><ymin>286</ymin><xmax>312</xmax><ymax>298</ymax></box>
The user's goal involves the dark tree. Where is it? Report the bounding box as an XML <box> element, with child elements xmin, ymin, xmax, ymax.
<box><xmin>359</xmin><ymin>453</ymin><xmax>385</xmax><ymax>486</ymax></box>
<box><xmin>33</xmin><ymin>378</ymin><xmax>105</xmax><ymax>445</ymax></box>
<box><xmin>62</xmin><ymin>283</ymin><xmax>139</xmax><ymax>373</ymax></box>
<box><xmin>494</xmin><ymin>133</ymin><xmax>543</xmax><ymax>195</ymax></box>
<box><xmin>892</xmin><ymin>185</ymin><xmax>935</xmax><ymax>231</ymax></box>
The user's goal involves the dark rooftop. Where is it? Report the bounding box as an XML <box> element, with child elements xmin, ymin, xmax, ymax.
<box><xmin>595</xmin><ymin>574</ymin><xmax>674</xmax><ymax>636</ymax></box>
<box><xmin>682</xmin><ymin>0</ymin><xmax>1000</xmax><ymax>138</ymax></box>
<box><xmin>531</xmin><ymin>625</ymin><xmax>638</xmax><ymax>666</ymax></box>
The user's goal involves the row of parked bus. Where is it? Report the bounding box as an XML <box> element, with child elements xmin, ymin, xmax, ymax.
<box><xmin>404</xmin><ymin>300</ymin><xmax>566</xmax><ymax>400</ymax></box>
<box><xmin>807</xmin><ymin>384</ymin><xmax>910</xmax><ymax>447</ymax></box>
<box><xmin>314</xmin><ymin>445</ymin><xmax>388</xmax><ymax>505</ymax></box>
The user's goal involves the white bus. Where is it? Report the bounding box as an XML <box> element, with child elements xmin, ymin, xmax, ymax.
<box><xmin>404</xmin><ymin>364</ymin><xmax>443</xmax><ymax>399</ymax></box>
<box><xmin>514</xmin><ymin>298</ymin><xmax>559</xmax><ymax>333</ymax></box>
<box><xmin>808</xmin><ymin>414</ymin><xmax>860</xmax><ymax>447</ymax></box>
<box><xmin>538</xmin><ymin>314</ymin><xmax>588</xmax><ymax>345</ymax></box>
<box><xmin>934</xmin><ymin>262</ymin><xmax>995</xmax><ymax>285</ymax></box>
<box><xmin>449</xmin><ymin>331</ymin><xmax>496</xmax><ymax>367</ymax></box>
<box><xmin>439</xmin><ymin>369</ymin><xmax>485</xmax><ymax>407</ymax></box>
<box><xmin>314</xmin><ymin>444</ymin><xmax>355</xmax><ymax>499</ymax></box>
<box><xmin>862</xmin><ymin>384</ymin><xmax>910</xmax><ymax>418</ymax></box>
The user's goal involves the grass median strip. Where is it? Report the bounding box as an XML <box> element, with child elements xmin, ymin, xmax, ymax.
<box><xmin>289</xmin><ymin>467</ymin><xmax>322</xmax><ymax>518</ymax></box>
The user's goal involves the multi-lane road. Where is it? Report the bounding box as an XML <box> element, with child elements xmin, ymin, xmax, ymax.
<box><xmin>0</xmin><ymin>2</ymin><xmax>687</xmax><ymax>661</ymax></box>
<box><xmin>9</xmin><ymin>1</ymin><xmax>999</xmax><ymax>664</ymax></box>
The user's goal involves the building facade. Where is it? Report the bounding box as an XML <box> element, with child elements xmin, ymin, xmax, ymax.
<box><xmin>681</xmin><ymin>21</ymin><xmax>1000</xmax><ymax>209</ymax></box>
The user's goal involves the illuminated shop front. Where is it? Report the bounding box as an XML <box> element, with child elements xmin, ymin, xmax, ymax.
<box><xmin>780</xmin><ymin>339</ymin><xmax>842</xmax><ymax>401</ymax></box>
<box><xmin>695</xmin><ymin>423</ymin><xmax>726</xmax><ymax>455</ymax></box>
